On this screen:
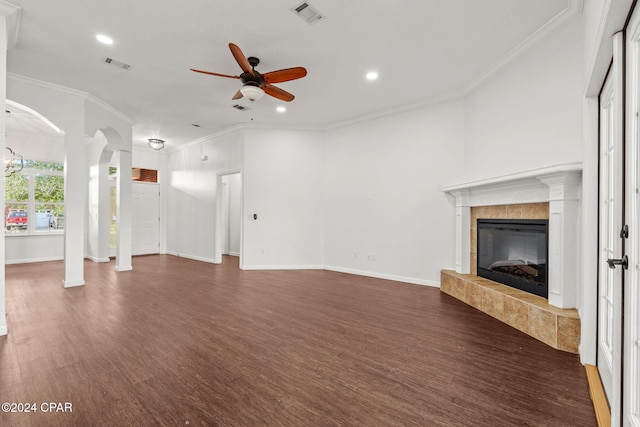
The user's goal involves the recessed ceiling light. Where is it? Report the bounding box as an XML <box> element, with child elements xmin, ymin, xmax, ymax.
<box><xmin>96</xmin><ymin>34</ymin><xmax>113</xmax><ymax>45</ymax></box>
<box><xmin>276</xmin><ymin>106</ymin><xmax>287</xmax><ymax>113</ymax></box>
<box><xmin>366</xmin><ymin>71</ymin><xmax>378</xmax><ymax>81</ymax></box>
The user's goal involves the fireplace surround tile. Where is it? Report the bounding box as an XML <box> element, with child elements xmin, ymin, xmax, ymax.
<box><xmin>440</xmin><ymin>269</ymin><xmax>580</xmax><ymax>353</ymax></box>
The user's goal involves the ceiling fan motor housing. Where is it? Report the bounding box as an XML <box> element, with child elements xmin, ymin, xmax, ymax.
<box><xmin>240</xmin><ymin>71</ymin><xmax>265</xmax><ymax>87</ymax></box>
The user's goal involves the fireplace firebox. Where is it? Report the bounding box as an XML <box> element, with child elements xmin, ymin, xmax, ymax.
<box><xmin>477</xmin><ymin>219</ymin><xmax>549</xmax><ymax>298</ymax></box>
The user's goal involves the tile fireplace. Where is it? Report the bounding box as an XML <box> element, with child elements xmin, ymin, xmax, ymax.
<box><xmin>441</xmin><ymin>164</ymin><xmax>582</xmax><ymax>352</ymax></box>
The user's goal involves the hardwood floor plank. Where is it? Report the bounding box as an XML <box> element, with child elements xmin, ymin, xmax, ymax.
<box><xmin>0</xmin><ymin>255</ymin><xmax>596</xmax><ymax>426</ymax></box>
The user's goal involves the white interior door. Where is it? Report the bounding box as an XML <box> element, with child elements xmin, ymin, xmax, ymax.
<box><xmin>598</xmin><ymin>32</ymin><xmax>625</xmax><ymax>423</ymax></box>
<box><xmin>625</xmin><ymin>8</ymin><xmax>640</xmax><ymax>426</ymax></box>
<box><xmin>132</xmin><ymin>182</ymin><xmax>160</xmax><ymax>256</ymax></box>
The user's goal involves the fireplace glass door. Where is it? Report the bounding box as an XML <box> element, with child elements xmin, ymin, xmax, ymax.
<box><xmin>477</xmin><ymin>219</ymin><xmax>548</xmax><ymax>298</ymax></box>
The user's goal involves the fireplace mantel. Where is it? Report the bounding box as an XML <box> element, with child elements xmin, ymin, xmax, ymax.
<box><xmin>443</xmin><ymin>163</ymin><xmax>582</xmax><ymax>309</ymax></box>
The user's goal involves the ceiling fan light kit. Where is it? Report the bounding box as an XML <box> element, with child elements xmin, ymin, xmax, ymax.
<box><xmin>191</xmin><ymin>43</ymin><xmax>307</xmax><ymax>103</ymax></box>
<box><xmin>239</xmin><ymin>84</ymin><xmax>264</xmax><ymax>101</ymax></box>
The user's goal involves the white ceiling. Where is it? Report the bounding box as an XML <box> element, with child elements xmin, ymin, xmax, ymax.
<box><xmin>5</xmin><ymin>0</ymin><xmax>575</xmax><ymax>149</ymax></box>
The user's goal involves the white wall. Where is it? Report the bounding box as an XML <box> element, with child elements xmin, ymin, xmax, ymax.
<box><xmin>463</xmin><ymin>18</ymin><xmax>583</xmax><ymax>181</ymax></box>
<box><xmin>324</xmin><ymin>99</ymin><xmax>465</xmax><ymax>285</ymax></box>
<box><xmin>166</xmin><ymin>130</ymin><xmax>243</xmax><ymax>262</ymax></box>
<box><xmin>242</xmin><ymin>128</ymin><xmax>325</xmax><ymax>269</ymax></box>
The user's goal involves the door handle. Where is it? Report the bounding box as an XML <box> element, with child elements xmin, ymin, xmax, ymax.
<box><xmin>607</xmin><ymin>255</ymin><xmax>628</xmax><ymax>270</ymax></box>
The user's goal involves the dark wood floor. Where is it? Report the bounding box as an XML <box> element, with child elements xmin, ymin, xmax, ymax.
<box><xmin>0</xmin><ymin>255</ymin><xmax>595</xmax><ymax>426</ymax></box>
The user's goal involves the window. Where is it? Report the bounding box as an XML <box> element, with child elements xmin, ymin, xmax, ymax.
<box><xmin>5</xmin><ymin>160</ymin><xmax>64</xmax><ymax>234</ymax></box>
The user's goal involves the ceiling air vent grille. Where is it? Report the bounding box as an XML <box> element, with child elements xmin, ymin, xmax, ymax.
<box><xmin>233</xmin><ymin>104</ymin><xmax>248</xmax><ymax>111</ymax></box>
<box><xmin>292</xmin><ymin>2</ymin><xmax>325</xmax><ymax>25</ymax></box>
<box><xmin>104</xmin><ymin>57</ymin><xmax>132</xmax><ymax>70</ymax></box>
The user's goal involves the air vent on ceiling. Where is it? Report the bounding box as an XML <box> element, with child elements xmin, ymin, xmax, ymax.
<box><xmin>233</xmin><ymin>104</ymin><xmax>249</xmax><ymax>111</ymax></box>
<box><xmin>292</xmin><ymin>2</ymin><xmax>325</xmax><ymax>25</ymax></box>
<box><xmin>104</xmin><ymin>57</ymin><xmax>132</xmax><ymax>70</ymax></box>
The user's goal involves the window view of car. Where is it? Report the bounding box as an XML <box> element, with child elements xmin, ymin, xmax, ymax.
<box><xmin>5</xmin><ymin>210</ymin><xmax>28</xmax><ymax>231</ymax></box>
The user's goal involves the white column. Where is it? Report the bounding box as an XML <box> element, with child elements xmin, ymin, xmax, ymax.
<box><xmin>451</xmin><ymin>190</ymin><xmax>471</xmax><ymax>274</ymax></box>
<box><xmin>115</xmin><ymin>150</ymin><xmax>132</xmax><ymax>271</ymax></box>
<box><xmin>538</xmin><ymin>171</ymin><xmax>581</xmax><ymax>308</ymax></box>
<box><xmin>62</xmin><ymin>129</ymin><xmax>87</xmax><ymax>288</ymax></box>
<box><xmin>98</xmin><ymin>161</ymin><xmax>111</xmax><ymax>261</ymax></box>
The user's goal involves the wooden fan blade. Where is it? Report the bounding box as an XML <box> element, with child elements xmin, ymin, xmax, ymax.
<box><xmin>232</xmin><ymin>90</ymin><xmax>243</xmax><ymax>100</ymax></box>
<box><xmin>229</xmin><ymin>43</ymin><xmax>254</xmax><ymax>76</ymax></box>
<box><xmin>263</xmin><ymin>84</ymin><xmax>295</xmax><ymax>102</ymax></box>
<box><xmin>190</xmin><ymin>69</ymin><xmax>240</xmax><ymax>79</ymax></box>
<box><xmin>263</xmin><ymin>67</ymin><xmax>307</xmax><ymax>84</ymax></box>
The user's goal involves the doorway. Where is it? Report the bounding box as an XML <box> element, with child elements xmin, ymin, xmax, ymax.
<box><xmin>597</xmin><ymin>33</ymin><xmax>624</xmax><ymax>419</ymax></box>
<box><xmin>597</xmin><ymin>23</ymin><xmax>640</xmax><ymax>425</ymax></box>
<box><xmin>214</xmin><ymin>171</ymin><xmax>242</xmax><ymax>266</ymax></box>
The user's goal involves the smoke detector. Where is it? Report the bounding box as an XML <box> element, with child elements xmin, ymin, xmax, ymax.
<box><xmin>292</xmin><ymin>2</ymin><xmax>325</xmax><ymax>25</ymax></box>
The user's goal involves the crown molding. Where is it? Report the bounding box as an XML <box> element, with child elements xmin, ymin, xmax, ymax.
<box><xmin>167</xmin><ymin>122</ymin><xmax>324</xmax><ymax>153</ymax></box>
<box><xmin>8</xmin><ymin>72</ymin><xmax>89</xmax><ymax>97</ymax></box>
<box><xmin>8</xmin><ymin>73</ymin><xmax>135</xmax><ymax>125</ymax></box>
<box><xmin>0</xmin><ymin>1</ymin><xmax>21</xmax><ymax>49</ymax></box>
<box><xmin>464</xmin><ymin>0</ymin><xmax>583</xmax><ymax>95</ymax></box>
<box><xmin>324</xmin><ymin>88</ymin><xmax>464</xmax><ymax>131</ymax></box>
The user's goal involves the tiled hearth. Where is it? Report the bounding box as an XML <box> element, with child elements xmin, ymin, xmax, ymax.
<box><xmin>441</xmin><ymin>270</ymin><xmax>580</xmax><ymax>353</ymax></box>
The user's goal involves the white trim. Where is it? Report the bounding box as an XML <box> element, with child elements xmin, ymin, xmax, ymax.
<box><xmin>0</xmin><ymin>324</ymin><xmax>7</xmax><ymax>336</ymax></box>
<box><xmin>241</xmin><ymin>265</ymin><xmax>324</xmax><ymax>271</ymax></box>
<box><xmin>87</xmin><ymin>256</ymin><xmax>110</xmax><ymax>263</ymax></box>
<box><xmin>227</xmin><ymin>252</ymin><xmax>240</xmax><ymax>257</ymax></box>
<box><xmin>325</xmin><ymin>89</ymin><xmax>464</xmax><ymax>131</ymax></box>
<box><xmin>442</xmin><ymin>162</ymin><xmax>582</xmax><ymax>193</ymax></box>
<box><xmin>5</xmin><ymin>256</ymin><xmax>62</xmax><ymax>265</ymax></box>
<box><xmin>8</xmin><ymin>73</ymin><xmax>89</xmax><ymax>98</ymax></box>
<box><xmin>6</xmin><ymin>99</ymin><xmax>64</xmax><ymax>133</ymax></box>
<box><xmin>62</xmin><ymin>279</ymin><xmax>85</xmax><ymax>288</ymax></box>
<box><xmin>7</xmin><ymin>73</ymin><xmax>136</xmax><ymax>125</ymax></box>
<box><xmin>324</xmin><ymin>266</ymin><xmax>440</xmax><ymax>288</ymax></box>
<box><xmin>583</xmin><ymin>0</ymin><xmax>634</xmax><ymax>97</ymax></box>
<box><xmin>465</xmin><ymin>0</ymin><xmax>583</xmax><ymax>95</ymax></box>
<box><xmin>165</xmin><ymin>251</ymin><xmax>216</xmax><ymax>264</ymax></box>
<box><xmin>0</xmin><ymin>0</ymin><xmax>21</xmax><ymax>49</ymax></box>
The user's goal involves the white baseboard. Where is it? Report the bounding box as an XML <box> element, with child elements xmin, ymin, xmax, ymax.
<box><xmin>324</xmin><ymin>265</ymin><xmax>440</xmax><ymax>288</ymax></box>
<box><xmin>227</xmin><ymin>252</ymin><xmax>240</xmax><ymax>257</ymax></box>
<box><xmin>63</xmin><ymin>279</ymin><xmax>85</xmax><ymax>288</ymax></box>
<box><xmin>0</xmin><ymin>323</ymin><xmax>7</xmax><ymax>336</ymax></box>
<box><xmin>87</xmin><ymin>256</ymin><xmax>110</xmax><ymax>263</ymax></box>
<box><xmin>5</xmin><ymin>256</ymin><xmax>63</xmax><ymax>265</ymax></box>
<box><xmin>165</xmin><ymin>251</ymin><xmax>216</xmax><ymax>264</ymax></box>
<box><xmin>241</xmin><ymin>264</ymin><xmax>325</xmax><ymax>271</ymax></box>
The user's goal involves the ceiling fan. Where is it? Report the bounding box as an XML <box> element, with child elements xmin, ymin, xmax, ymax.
<box><xmin>191</xmin><ymin>43</ymin><xmax>307</xmax><ymax>102</ymax></box>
